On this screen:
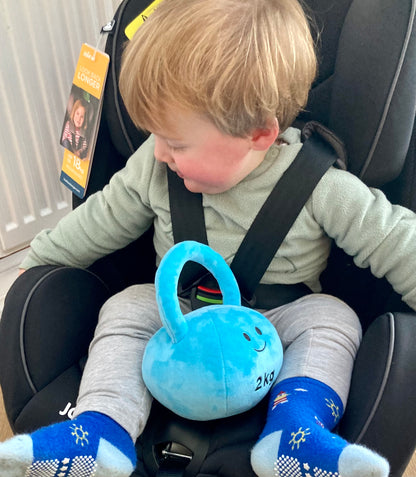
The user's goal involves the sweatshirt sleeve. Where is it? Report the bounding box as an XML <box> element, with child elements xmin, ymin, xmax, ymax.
<box><xmin>21</xmin><ymin>137</ymin><xmax>158</xmax><ymax>270</ymax></box>
<box><xmin>311</xmin><ymin>167</ymin><xmax>416</xmax><ymax>310</ymax></box>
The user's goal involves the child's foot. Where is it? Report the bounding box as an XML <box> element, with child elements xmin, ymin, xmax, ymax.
<box><xmin>251</xmin><ymin>377</ymin><xmax>389</xmax><ymax>477</ymax></box>
<box><xmin>0</xmin><ymin>411</ymin><xmax>136</xmax><ymax>477</ymax></box>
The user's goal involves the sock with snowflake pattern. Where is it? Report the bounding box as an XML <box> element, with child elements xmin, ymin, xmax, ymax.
<box><xmin>0</xmin><ymin>411</ymin><xmax>136</xmax><ymax>477</ymax></box>
<box><xmin>251</xmin><ymin>377</ymin><xmax>389</xmax><ymax>477</ymax></box>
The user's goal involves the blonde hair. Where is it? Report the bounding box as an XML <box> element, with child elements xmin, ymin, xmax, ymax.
<box><xmin>120</xmin><ymin>0</ymin><xmax>316</xmax><ymax>136</ymax></box>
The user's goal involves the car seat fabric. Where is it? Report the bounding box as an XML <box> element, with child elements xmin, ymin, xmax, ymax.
<box><xmin>0</xmin><ymin>266</ymin><xmax>110</xmax><ymax>433</ymax></box>
<box><xmin>301</xmin><ymin>0</ymin><xmax>416</xmax><ymax>187</ymax></box>
<box><xmin>328</xmin><ymin>0</ymin><xmax>416</xmax><ymax>186</ymax></box>
<box><xmin>339</xmin><ymin>312</ymin><xmax>416</xmax><ymax>476</ymax></box>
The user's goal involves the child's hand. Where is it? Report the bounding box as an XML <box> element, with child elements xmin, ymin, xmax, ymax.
<box><xmin>18</xmin><ymin>269</ymin><xmax>26</xmax><ymax>276</ymax></box>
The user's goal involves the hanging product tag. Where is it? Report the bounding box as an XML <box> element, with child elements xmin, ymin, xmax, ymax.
<box><xmin>60</xmin><ymin>43</ymin><xmax>109</xmax><ymax>198</ymax></box>
<box><xmin>125</xmin><ymin>0</ymin><xmax>164</xmax><ymax>39</ymax></box>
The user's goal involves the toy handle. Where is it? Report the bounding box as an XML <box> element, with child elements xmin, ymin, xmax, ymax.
<box><xmin>155</xmin><ymin>241</ymin><xmax>241</xmax><ymax>343</ymax></box>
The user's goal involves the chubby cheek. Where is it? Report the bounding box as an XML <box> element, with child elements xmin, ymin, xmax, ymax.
<box><xmin>179</xmin><ymin>160</ymin><xmax>233</xmax><ymax>193</ymax></box>
<box><xmin>181</xmin><ymin>142</ymin><xmax>249</xmax><ymax>184</ymax></box>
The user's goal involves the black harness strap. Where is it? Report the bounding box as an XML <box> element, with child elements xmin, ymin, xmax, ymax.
<box><xmin>231</xmin><ymin>131</ymin><xmax>338</xmax><ymax>302</ymax></box>
<box><xmin>168</xmin><ymin>124</ymin><xmax>340</xmax><ymax>308</ymax></box>
<box><xmin>168</xmin><ymin>168</ymin><xmax>209</xmax><ymax>293</ymax></box>
<box><xmin>168</xmin><ymin>168</ymin><xmax>208</xmax><ymax>245</ymax></box>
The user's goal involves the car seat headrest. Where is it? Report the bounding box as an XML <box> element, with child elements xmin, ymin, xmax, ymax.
<box><xmin>328</xmin><ymin>0</ymin><xmax>416</xmax><ymax>187</ymax></box>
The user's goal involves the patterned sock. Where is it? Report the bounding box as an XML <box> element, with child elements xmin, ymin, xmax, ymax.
<box><xmin>0</xmin><ymin>411</ymin><xmax>136</xmax><ymax>477</ymax></box>
<box><xmin>251</xmin><ymin>377</ymin><xmax>389</xmax><ymax>477</ymax></box>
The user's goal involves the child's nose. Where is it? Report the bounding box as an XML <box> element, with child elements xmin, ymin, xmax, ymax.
<box><xmin>154</xmin><ymin>137</ymin><xmax>173</xmax><ymax>164</ymax></box>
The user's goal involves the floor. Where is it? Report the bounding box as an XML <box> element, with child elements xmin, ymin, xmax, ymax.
<box><xmin>0</xmin><ymin>255</ymin><xmax>415</xmax><ymax>475</ymax></box>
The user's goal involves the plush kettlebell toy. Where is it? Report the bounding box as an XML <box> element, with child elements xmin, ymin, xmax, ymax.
<box><xmin>142</xmin><ymin>241</ymin><xmax>283</xmax><ymax>420</ymax></box>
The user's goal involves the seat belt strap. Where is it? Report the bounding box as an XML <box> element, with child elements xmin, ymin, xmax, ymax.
<box><xmin>168</xmin><ymin>168</ymin><xmax>209</xmax><ymax>292</ymax></box>
<box><xmin>231</xmin><ymin>130</ymin><xmax>338</xmax><ymax>301</ymax></box>
<box><xmin>168</xmin><ymin>167</ymin><xmax>208</xmax><ymax>245</ymax></box>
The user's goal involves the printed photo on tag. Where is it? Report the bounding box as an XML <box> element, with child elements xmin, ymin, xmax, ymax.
<box><xmin>60</xmin><ymin>85</ymin><xmax>99</xmax><ymax>160</ymax></box>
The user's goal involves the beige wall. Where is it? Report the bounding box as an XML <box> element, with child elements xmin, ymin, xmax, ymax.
<box><xmin>0</xmin><ymin>0</ymin><xmax>122</xmax><ymax>256</ymax></box>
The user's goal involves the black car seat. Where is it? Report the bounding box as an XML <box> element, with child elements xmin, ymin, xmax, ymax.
<box><xmin>1</xmin><ymin>1</ymin><xmax>416</xmax><ymax>476</ymax></box>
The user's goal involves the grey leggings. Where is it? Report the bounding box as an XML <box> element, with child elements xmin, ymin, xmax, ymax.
<box><xmin>74</xmin><ymin>284</ymin><xmax>362</xmax><ymax>441</ymax></box>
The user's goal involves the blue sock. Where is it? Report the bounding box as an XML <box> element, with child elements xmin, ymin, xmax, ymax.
<box><xmin>251</xmin><ymin>377</ymin><xmax>389</xmax><ymax>477</ymax></box>
<box><xmin>0</xmin><ymin>411</ymin><xmax>137</xmax><ymax>477</ymax></box>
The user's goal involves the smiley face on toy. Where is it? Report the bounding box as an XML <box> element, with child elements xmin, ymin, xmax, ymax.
<box><xmin>243</xmin><ymin>326</ymin><xmax>267</xmax><ymax>352</ymax></box>
<box><xmin>142</xmin><ymin>241</ymin><xmax>283</xmax><ymax>421</ymax></box>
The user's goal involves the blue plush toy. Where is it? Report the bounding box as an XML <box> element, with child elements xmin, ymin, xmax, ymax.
<box><xmin>142</xmin><ymin>241</ymin><xmax>283</xmax><ymax>420</ymax></box>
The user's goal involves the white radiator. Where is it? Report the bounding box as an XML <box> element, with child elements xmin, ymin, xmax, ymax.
<box><xmin>0</xmin><ymin>0</ymin><xmax>122</xmax><ymax>257</ymax></box>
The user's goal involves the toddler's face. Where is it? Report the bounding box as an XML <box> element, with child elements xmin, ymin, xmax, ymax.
<box><xmin>151</xmin><ymin>108</ymin><xmax>267</xmax><ymax>194</ymax></box>
<box><xmin>73</xmin><ymin>106</ymin><xmax>85</xmax><ymax>129</ymax></box>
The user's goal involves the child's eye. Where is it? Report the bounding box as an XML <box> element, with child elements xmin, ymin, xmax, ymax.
<box><xmin>168</xmin><ymin>144</ymin><xmax>187</xmax><ymax>152</ymax></box>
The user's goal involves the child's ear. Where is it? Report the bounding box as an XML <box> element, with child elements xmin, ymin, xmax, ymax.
<box><xmin>250</xmin><ymin>118</ymin><xmax>279</xmax><ymax>151</ymax></box>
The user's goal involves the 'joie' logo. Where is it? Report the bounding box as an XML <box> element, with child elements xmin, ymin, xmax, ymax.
<box><xmin>59</xmin><ymin>402</ymin><xmax>75</xmax><ymax>419</ymax></box>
